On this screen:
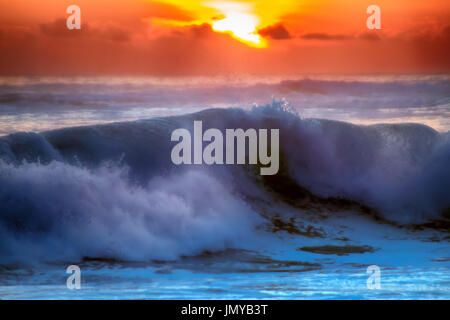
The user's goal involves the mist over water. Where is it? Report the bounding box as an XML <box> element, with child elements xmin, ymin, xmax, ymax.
<box><xmin>0</xmin><ymin>75</ymin><xmax>449</xmax><ymax>135</ymax></box>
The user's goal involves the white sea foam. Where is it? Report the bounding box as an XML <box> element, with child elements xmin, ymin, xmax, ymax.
<box><xmin>0</xmin><ymin>101</ymin><xmax>449</xmax><ymax>264</ymax></box>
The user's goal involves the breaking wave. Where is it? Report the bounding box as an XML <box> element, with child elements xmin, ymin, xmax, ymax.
<box><xmin>0</xmin><ymin>101</ymin><xmax>449</xmax><ymax>264</ymax></box>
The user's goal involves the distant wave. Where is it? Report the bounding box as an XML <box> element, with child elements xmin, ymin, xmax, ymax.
<box><xmin>0</xmin><ymin>101</ymin><xmax>449</xmax><ymax>264</ymax></box>
<box><xmin>1</xmin><ymin>76</ymin><xmax>449</xmax><ymax>110</ymax></box>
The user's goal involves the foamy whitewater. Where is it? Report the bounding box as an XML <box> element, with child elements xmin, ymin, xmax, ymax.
<box><xmin>0</xmin><ymin>76</ymin><xmax>449</xmax><ymax>299</ymax></box>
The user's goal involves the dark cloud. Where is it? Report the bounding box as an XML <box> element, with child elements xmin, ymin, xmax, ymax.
<box><xmin>406</xmin><ymin>25</ymin><xmax>450</xmax><ymax>72</ymax></box>
<box><xmin>169</xmin><ymin>23</ymin><xmax>215</xmax><ymax>40</ymax></box>
<box><xmin>358</xmin><ymin>32</ymin><xmax>381</xmax><ymax>41</ymax></box>
<box><xmin>301</xmin><ymin>33</ymin><xmax>353</xmax><ymax>41</ymax></box>
<box><xmin>188</xmin><ymin>23</ymin><xmax>214</xmax><ymax>38</ymax></box>
<box><xmin>99</xmin><ymin>26</ymin><xmax>131</xmax><ymax>43</ymax></box>
<box><xmin>443</xmin><ymin>25</ymin><xmax>450</xmax><ymax>38</ymax></box>
<box><xmin>40</xmin><ymin>19</ymin><xmax>83</xmax><ymax>38</ymax></box>
<box><xmin>40</xmin><ymin>19</ymin><xmax>131</xmax><ymax>43</ymax></box>
<box><xmin>258</xmin><ymin>23</ymin><xmax>291</xmax><ymax>40</ymax></box>
<box><xmin>3</xmin><ymin>14</ymin><xmax>450</xmax><ymax>76</ymax></box>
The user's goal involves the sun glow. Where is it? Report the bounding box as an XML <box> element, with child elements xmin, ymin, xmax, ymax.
<box><xmin>210</xmin><ymin>2</ymin><xmax>266</xmax><ymax>48</ymax></box>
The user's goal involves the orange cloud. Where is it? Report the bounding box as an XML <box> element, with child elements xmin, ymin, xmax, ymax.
<box><xmin>301</xmin><ymin>33</ymin><xmax>352</xmax><ymax>41</ymax></box>
<box><xmin>258</xmin><ymin>23</ymin><xmax>291</xmax><ymax>40</ymax></box>
<box><xmin>39</xmin><ymin>18</ymin><xmax>132</xmax><ymax>42</ymax></box>
<box><xmin>0</xmin><ymin>0</ymin><xmax>449</xmax><ymax>75</ymax></box>
<box><xmin>144</xmin><ymin>1</ymin><xmax>196</xmax><ymax>22</ymax></box>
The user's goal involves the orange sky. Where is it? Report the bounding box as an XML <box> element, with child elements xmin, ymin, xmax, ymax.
<box><xmin>0</xmin><ymin>0</ymin><xmax>449</xmax><ymax>75</ymax></box>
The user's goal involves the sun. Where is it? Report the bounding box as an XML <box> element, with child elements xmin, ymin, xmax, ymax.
<box><xmin>210</xmin><ymin>2</ymin><xmax>266</xmax><ymax>48</ymax></box>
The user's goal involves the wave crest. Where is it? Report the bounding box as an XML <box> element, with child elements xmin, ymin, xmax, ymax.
<box><xmin>1</xmin><ymin>102</ymin><xmax>449</xmax><ymax>264</ymax></box>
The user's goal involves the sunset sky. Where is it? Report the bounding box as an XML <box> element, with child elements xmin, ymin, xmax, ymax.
<box><xmin>0</xmin><ymin>0</ymin><xmax>449</xmax><ymax>75</ymax></box>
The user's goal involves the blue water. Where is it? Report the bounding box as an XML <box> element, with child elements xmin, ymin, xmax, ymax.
<box><xmin>0</xmin><ymin>75</ymin><xmax>449</xmax><ymax>299</ymax></box>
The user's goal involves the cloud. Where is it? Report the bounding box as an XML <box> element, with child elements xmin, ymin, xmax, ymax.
<box><xmin>185</xmin><ymin>23</ymin><xmax>215</xmax><ymax>38</ymax></box>
<box><xmin>258</xmin><ymin>23</ymin><xmax>291</xmax><ymax>40</ymax></box>
<box><xmin>443</xmin><ymin>25</ymin><xmax>450</xmax><ymax>38</ymax></box>
<box><xmin>2</xmin><ymin>14</ymin><xmax>450</xmax><ymax>76</ymax></box>
<box><xmin>301</xmin><ymin>33</ymin><xmax>353</xmax><ymax>41</ymax></box>
<box><xmin>144</xmin><ymin>1</ymin><xmax>195</xmax><ymax>22</ymax></box>
<box><xmin>40</xmin><ymin>19</ymin><xmax>131</xmax><ymax>43</ymax></box>
<box><xmin>358</xmin><ymin>32</ymin><xmax>381</xmax><ymax>41</ymax></box>
<box><xmin>405</xmin><ymin>25</ymin><xmax>450</xmax><ymax>72</ymax></box>
<box><xmin>98</xmin><ymin>25</ymin><xmax>132</xmax><ymax>43</ymax></box>
<box><xmin>40</xmin><ymin>19</ymin><xmax>83</xmax><ymax>38</ymax></box>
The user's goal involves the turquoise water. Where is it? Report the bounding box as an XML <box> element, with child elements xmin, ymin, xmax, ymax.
<box><xmin>1</xmin><ymin>217</ymin><xmax>449</xmax><ymax>299</ymax></box>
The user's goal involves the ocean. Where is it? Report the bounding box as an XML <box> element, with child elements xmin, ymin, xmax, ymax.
<box><xmin>0</xmin><ymin>75</ymin><xmax>449</xmax><ymax>299</ymax></box>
